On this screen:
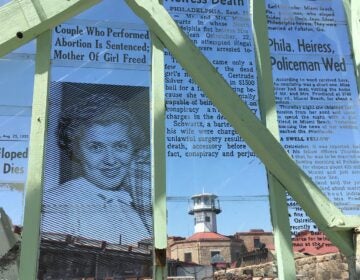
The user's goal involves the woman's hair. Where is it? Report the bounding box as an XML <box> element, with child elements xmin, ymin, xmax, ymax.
<box><xmin>58</xmin><ymin>94</ymin><xmax>146</xmax><ymax>161</ymax></box>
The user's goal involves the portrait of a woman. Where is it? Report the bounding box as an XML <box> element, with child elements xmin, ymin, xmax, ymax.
<box><xmin>41</xmin><ymin>89</ymin><xmax>151</xmax><ymax>245</ymax></box>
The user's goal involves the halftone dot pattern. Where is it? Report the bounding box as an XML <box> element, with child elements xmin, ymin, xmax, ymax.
<box><xmin>38</xmin><ymin>82</ymin><xmax>152</xmax><ymax>279</ymax></box>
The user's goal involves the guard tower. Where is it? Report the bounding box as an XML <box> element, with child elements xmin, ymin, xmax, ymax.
<box><xmin>188</xmin><ymin>193</ymin><xmax>221</xmax><ymax>233</ymax></box>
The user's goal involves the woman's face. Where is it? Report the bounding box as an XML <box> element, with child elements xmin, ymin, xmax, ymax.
<box><xmin>76</xmin><ymin>123</ymin><xmax>135</xmax><ymax>190</ymax></box>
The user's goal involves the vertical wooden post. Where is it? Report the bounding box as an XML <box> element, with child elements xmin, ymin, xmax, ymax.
<box><xmin>150</xmin><ymin>8</ymin><xmax>168</xmax><ymax>277</ymax></box>
<box><xmin>251</xmin><ymin>0</ymin><xmax>296</xmax><ymax>278</ymax></box>
<box><xmin>18</xmin><ymin>30</ymin><xmax>51</xmax><ymax>280</ymax></box>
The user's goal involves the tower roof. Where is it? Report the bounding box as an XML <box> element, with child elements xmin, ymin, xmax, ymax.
<box><xmin>187</xmin><ymin>232</ymin><xmax>230</xmax><ymax>241</ymax></box>
<box><xmin>191</xmin><ymin>193</ymin><xmax>218</xmax><ymax>199</ymax></box>
<box><xmin>188</xmin><ymin>192</ymin><xmax>221</xmax><ymax>215</ymax></box>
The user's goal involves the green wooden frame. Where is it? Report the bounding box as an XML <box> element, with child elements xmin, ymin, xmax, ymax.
<box><xmin>251</xmin><ymin>0</ymin><xmax>296</xmax><ymax>278</ymax></box>
<box><xmin>151</xmin><ymin>29</ymin><xmax>168</xmax><ymax>279</ymax></box>
<box><xmin>18</xmin><ymin>30</ymin><xmax>52</xmax><ymax>280</ymax></box>
<box><xmin>0</xmin><ymin>0</ymin><xmax>359</xmax><ymax>279</ymax></box>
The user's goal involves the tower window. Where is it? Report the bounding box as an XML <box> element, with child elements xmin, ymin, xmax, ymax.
<box><xmin>205</xmin><ymin>216</ymin><xmax>211</xmax><ymax>222</ymax></box>
<box><xmin>211</xmin><ymin>251</ymin><xmax>220</xmax><ymax>258</ymax></box>
<box><xmin>254</xmin><ymin>238</ymin><xmax>261</xmax><ymax>248</ymax></box>
<box><xmin>196</xmin><ymin>215</ymin><xmax>204</xmax><ymax>223</ymax></box>
<box><xmin>184</xmin><ymin>252</ymin><xmax>192</xmax><ymax>263</ymax></box>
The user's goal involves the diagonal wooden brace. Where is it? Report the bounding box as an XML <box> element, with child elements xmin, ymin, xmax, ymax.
<box><xmin>0</xmin><ymin>0</ymin><xmax>101</xmax><ymax>57</ymax></box>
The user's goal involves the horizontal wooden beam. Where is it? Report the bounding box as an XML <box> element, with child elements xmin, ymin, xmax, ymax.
<box><xmin>0</xmin><ymin>0</ymin><xmax>101</xmax><ymax>57</ymax></box>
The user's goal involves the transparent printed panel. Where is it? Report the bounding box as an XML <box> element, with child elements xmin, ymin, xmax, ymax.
<box><xmin>37</xmin><ymin>1</ymin><xmax>152</xmax><ymax>279</ymax></box>
<box><xmin>164</xmin><ymin>0</ymin><xmax>273</xmax><ymax>275</ymax></box>
<box><xmin>0</xmin><ymin>58</ymin><xmax>34</xmax><ymax>219</ymax></box>
<box><xmin>1</xmin><ymin>0</ymin><xmax>359</xmax><ymax>278</ymax></box>
<box><xmin>1</xmin><ymin>7</ymin><xmax>34</xmax><ymax>274</ymax></box>
<box><xmin>266</xmin><ymin>0</ymin><xmax>360</xmax><ymax>253</ymax></box>
<box><xmin>0</xmin><ymin>56</ymin><xmax>34</xmax><ymax>278</ymax></box>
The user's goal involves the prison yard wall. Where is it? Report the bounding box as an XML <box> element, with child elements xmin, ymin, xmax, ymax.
<box><xmin>214</xmin><ymin>253</ymin><xmax>348</xmax><ymax>280</ymax></box>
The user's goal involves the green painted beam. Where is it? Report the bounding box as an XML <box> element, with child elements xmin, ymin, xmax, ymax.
<box><xmin>18</xmin><ymin>30</ymin><xmax>51</xmax><ymax>280</ymax></box>
<box><xmin>251</xmin><ymin>0</ymin><xmax>296</xmax><ymax>278</ymax></box>
<box><xmin>0</xmin><ymin>0</ymin><xmax>101</xmax><ymax>57</ymax></box>
<box><xmin>124</xmin><ymin>0</ymin><xmax>358</xmax><ymax>257</ymax></box>
<box><xmin>150</xmin><ymin>30</ymin><xmax>168</xmax><ymax>280</ymax></box>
